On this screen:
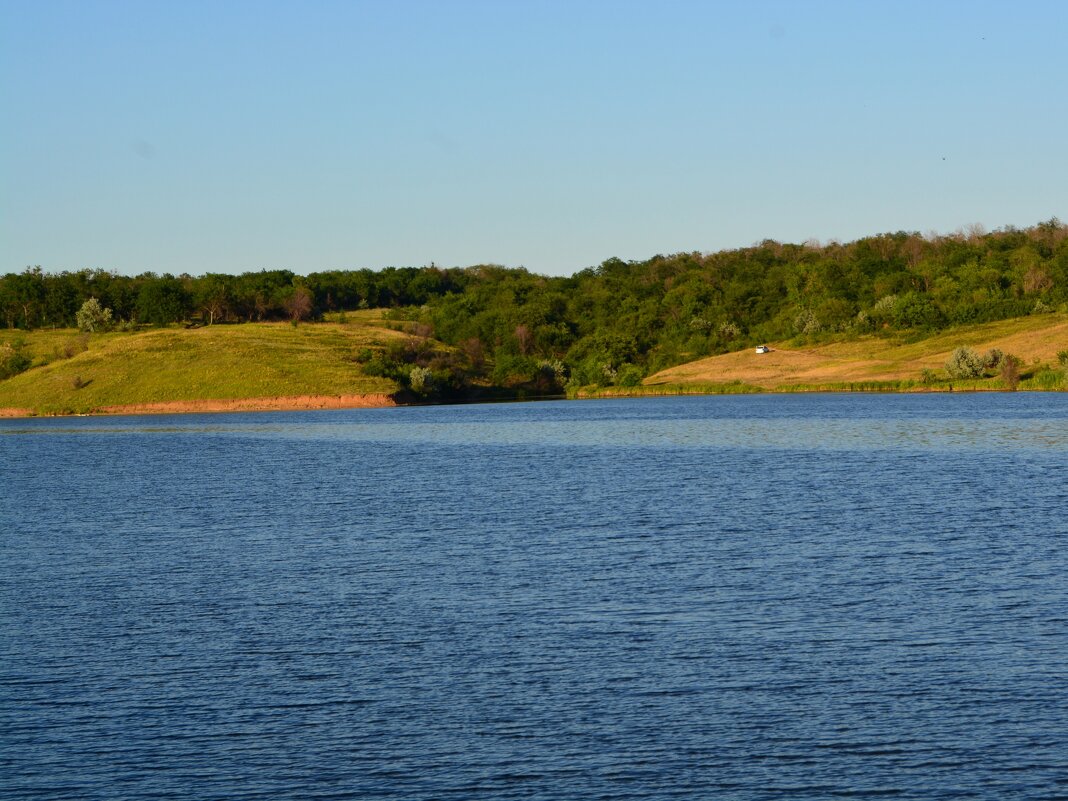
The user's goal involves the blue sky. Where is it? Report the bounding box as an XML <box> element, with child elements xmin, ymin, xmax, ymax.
<box><xmin>2</xmin><ymin>0</ymin><xmax>1065</xmax><ymax>277</ymax></box>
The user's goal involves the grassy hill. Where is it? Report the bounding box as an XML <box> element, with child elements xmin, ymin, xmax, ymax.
<box><xmin>4</xmin><ymin>311</ymin><xmax>1066</xmax><ymax>415</ymax></box>
<box><xmin>0</xmin><ymin>312</ymin><xmax>406</xmax><ymax>415</ymax></box>
<box><xmin>643</xmin><ymin>314</ymin><xmax>1068</xmax><ymax>393</ymax></box>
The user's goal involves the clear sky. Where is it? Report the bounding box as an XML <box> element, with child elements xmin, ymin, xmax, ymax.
<box><xmin>2</xmin><ymin>0</ymin><xmax>1066</xmax><ymax>277</ymax></box>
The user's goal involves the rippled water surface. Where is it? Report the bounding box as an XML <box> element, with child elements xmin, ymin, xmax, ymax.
<box><xmin>3</xmin><ymin>393</ymin><xmax>1067</xmax><ymax>800</ymax></box>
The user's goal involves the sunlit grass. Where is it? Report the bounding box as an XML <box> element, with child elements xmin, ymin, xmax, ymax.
<box><xmin>0</xmin><ymin>321</ymin><xmax>405</xmax><ymax>414</ymax></box>
<box><xmin>647</xmin><ymin>313</ymin><xmax>1068</xmax><ymax>391</ymax></box>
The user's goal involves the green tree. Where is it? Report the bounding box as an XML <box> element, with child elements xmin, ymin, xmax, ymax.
<box><xmin>945</xmin><ymin>347</ymin><xmax>985</xmax><ymax>379</ymax></box>
<box><xmin>2</xmin><ymin>268</ymin><xmax>45</xmax><ymax>329</ymax></box>
<box><xmin>136</xmin><ymin>276</ymin><xmax>192</xmax><ymax>326</ymax></box>
<box><xmin>76</xmin><ymin>298</ymin><xmax>114</xmax><ymax>332</ymax></box>
<box><xmin>195</xmin><ymin>274</ymin><xmax>234</xmax><ymax>325</ymax></box>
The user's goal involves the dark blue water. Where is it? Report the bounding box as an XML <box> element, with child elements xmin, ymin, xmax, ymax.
<box><xmin>2</xmin><ymin>394</ymin><xmax>1067</xmax><ymax>800</ymax></box>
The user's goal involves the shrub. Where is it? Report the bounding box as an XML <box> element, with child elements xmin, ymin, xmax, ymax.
<box><xmin>386</xmin><ymin>336</ymin><xmax>432</xmax><ymax>365</ymax></box>
<box><xmin>945</xmin><ymin>347</ymin><xmax>985</xmax><ymax>379</ymax></box>
<box><xmin>689</xmin><ymin>316</ymin><xmax>712</xmax><ymax>334</ymax></box>
<box><xmin>616</xmin><ymin>364</ymin><xmax>645</xmax><ymax>387</ymax></box>
<box><xmin>1000</xmin><ymin>355</ymin><xmax>1021</xmax><ymax>391</ymax></box>
<box><xmin>718</xmin><ymin>321</ymin><xmax>741</xmax><ymax>339</ymax></box>
<box><xmin>0</xmin><ymin>339</ymin><xmax>32</xmax><ymax>379</ymax></box>
<box><xmin>870</xmin><ymin>294</ymin><xmax>898</xmax><ymax>323</ymax></box>
<box><xmin>1033</xmin><ymin>299</ymin><xmax>1054</xmax><ymax>314</ymax></box>
<box><xmin>536</xmin><ymin>358</ymin><xmax>567</xmax><ymax>390</ymax></box>
<box><xmin>62</xmin><ymin>333</ymin><xmax>90</xmax><ymax>358</ymax></box>
<box><xmin>409</xmin><ymin>365</ymin><xmax>433</xmax><ymax>394</ymax></box>
<box><xmin>984</xmin><ymin>348</ymin><xmax>1005</xmax><ymax>370</ymax></box>
<box><xmin>793</xmin><ymin>309</ymin><xmax>821</xmax><ymax>335</ymax></box>
<box><xmin>363</xmin><ymin>354</ymin><xmax>405</xmax><ymax>382</ymax></box>
<box><xmin>76</xmin><ymin>298</ymin><xmax>113</xmax><ymax>333</ymax></box>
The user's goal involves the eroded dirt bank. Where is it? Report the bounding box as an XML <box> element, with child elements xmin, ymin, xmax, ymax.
<box><xmin>0</xmin><ymin>394</ymin><xmax>398</xmax><ymax>417</ymax></box>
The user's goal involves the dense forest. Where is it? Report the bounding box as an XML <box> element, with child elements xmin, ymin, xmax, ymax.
<box><xmin>3</xmin><ymin>220</ymin><xmax>1066</xmax><ymax>391</ymax></box>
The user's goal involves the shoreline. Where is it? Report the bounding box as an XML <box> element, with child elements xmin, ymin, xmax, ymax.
<box><xmin>0</xmin><ymin>393</ymin><xmax>398</xmax><ymax>418</ymax></box>
<box><xmin>4</xmin><ymin>385</ymin><xmax>1062</xmax><ymax>418</ymax></box>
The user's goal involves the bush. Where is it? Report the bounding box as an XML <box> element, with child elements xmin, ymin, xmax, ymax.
<box><xmin>1032</xmin><ymin>299</ymin><xmax>1054</xmax><ymax>314</ymax></box>
<box><xmin>945</xmin><ymin>347</ymin><xmax>985</xmax><ymax>379</ymax></box>
<box><xmin>409</xmin><ymin>366</ymin><xmax>433</xmax><ymax>394</ymax></box>
<box><xmin>60</xmin><ymin>333</ymin><xmax>90</xmax><ymax>359</ymax></box>
<box><xmin>536</xmin><ymin>359</ymin><xmax>567</xmax><ymax>391</ymax></box>
<box><xmin>76</xmin><ymin>298</ymin><xmax>114</xmax><ymax>333</ymax></box>
<box><xmin>718</xmin><ymin>321</ymin><xmax>740</xmax><ymax>339</ymax></box>
<box><xmin>0</xmin><ymin>339</ymin><xmax>32</xmax><ymax>379</ymax></box>
<box><xmin>870</xmin><ymin>294</ymin><xmax>898</xmax><ymax>324</ymax></box>
<box><xmin>793</xmin><ymin>309</ymin><xmax>822</xmax><ymax>335</ymax></box>
<box><xmin>616</xmin><ymin>363</ymin><xmax>645</xmax><ymax>387</ymax></box>
<box><xmin>362</xmin><ymin>354</ymin><xmax>405</xmax><ymax>381</ymax></box>
<box><xmin>1000</xmin><ymin>355</ymin><xmax>1021</xmax><ymax>391</ymax></box>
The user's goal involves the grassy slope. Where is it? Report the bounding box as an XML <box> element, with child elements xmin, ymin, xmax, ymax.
<box><xmin>0</xmin><ymin>313</ymin><xmax>406</xmax><ymax>414</ymax></box>
<box><xmin>6</xmin><ymin>312</ymin><xmax>1066</xmax><ymax>414</ymax></box>
<box><xmin>645</xmin><ymin>314</ymin><xmax>1068</xmax><ymax>391</ymax></box>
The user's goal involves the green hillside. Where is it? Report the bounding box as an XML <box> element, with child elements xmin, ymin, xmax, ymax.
<box><xmin>0</xmin><ymin>317</ymin><xmax>404</xmax><ymax>415</ymax></box>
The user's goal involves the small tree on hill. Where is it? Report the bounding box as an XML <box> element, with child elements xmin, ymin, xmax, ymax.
<box><xmin>409</xmin><ymin>365</ymin><xmax>433</xmax><ymax>394</ymax></box>
<box><xmin>984</xmin><ymin>348</ymin><xmax>1005</xmax><ymax>370</ymax></box>
<box><xmin>945</xmin><ymin>346</ymin><xmax>985</xmax><ymax>379</ymax></box>
<box><xmin>76</xmin><ymin>298</ymin><xmax>113</xmax><ymax>333</ymax></box>
<box><xmin>1000</xmin><ymin>355</ymin><xmax>1021</xmax><ymax>391</ymax></box>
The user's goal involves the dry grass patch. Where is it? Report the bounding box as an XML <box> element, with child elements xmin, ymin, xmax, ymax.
<box><xmin>647</xmin><ymin>314</ymin><xmax>1068</xmax><ymax>389</ymax></box>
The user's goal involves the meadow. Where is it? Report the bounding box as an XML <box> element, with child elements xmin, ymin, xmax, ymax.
<box><xmin>0</xmin><ymin>313</ymin><xmax>404</xmax><ymax>415</ymax></box>
<box><xmin>644</xmin><ymin>313</ymin><xmax>1068</xmax><ymax>393</ymax></box>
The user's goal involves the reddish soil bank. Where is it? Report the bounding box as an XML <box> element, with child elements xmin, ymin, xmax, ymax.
<box><xmin>0</xmin><ymin>394</ymin><xmax>398</xmax><ymax>417</ymax></box>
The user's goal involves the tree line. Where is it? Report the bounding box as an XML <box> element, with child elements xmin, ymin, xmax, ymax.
<box><xmin>3</xmin><ymin>219</ymin><xmax>1066</xmax><ymax>389</ymax></box>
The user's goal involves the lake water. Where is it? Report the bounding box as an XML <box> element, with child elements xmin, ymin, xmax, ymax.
<box><xmin>2</xmin><ymin>393</ymin><xmax>1067</xmax><ymax>800</ymax></box>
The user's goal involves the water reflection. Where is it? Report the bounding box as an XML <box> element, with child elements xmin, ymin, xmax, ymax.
<box><xmin>3</xmin><ymin>395</ymin><xmax>1066</xmax><ymax>453</ymax></box>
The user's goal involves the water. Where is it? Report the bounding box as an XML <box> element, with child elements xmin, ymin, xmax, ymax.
<box><xmin>2</xmin><ymin>393</ymin><xmax>1067</xmax><ymax>800</ymax></box>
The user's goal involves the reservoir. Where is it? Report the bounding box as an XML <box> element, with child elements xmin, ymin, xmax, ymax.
<box><xmin>2</xmin><ymin>393</ymin><xmax>1067</xmax><ymax>800</ymax></box>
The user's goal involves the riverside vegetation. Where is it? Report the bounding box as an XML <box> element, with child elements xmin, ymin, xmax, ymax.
<box><xmin>2</xmin><ymin>220</ymin><xmax>1067</xmax><ymax>414</ymax></box>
